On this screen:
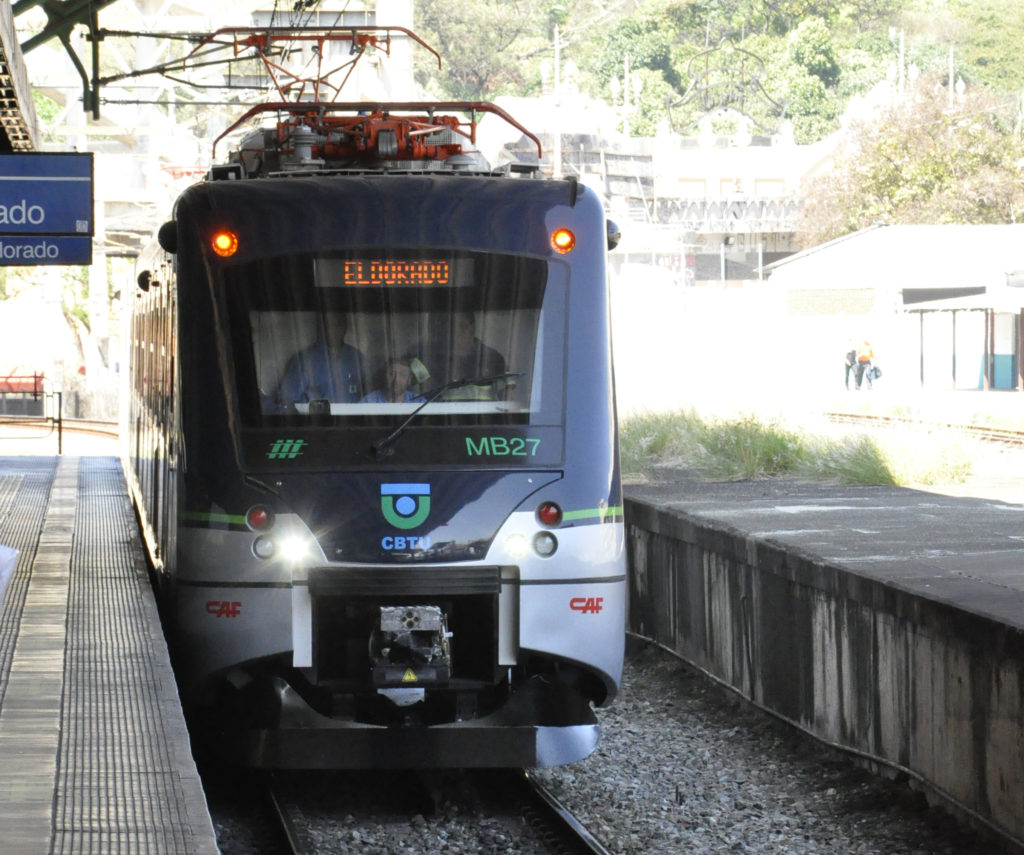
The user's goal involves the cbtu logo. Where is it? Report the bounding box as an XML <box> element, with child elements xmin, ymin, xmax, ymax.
<box><xmin>380</xmin><ymin>483</ymin><xmax>431</xmax><ymax>530</ymax></box>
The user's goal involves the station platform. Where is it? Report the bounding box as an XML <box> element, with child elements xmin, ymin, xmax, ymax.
<box><xmin>0</xmin><ymin>456</ymin><xmax>218</xmax><ymax>854</ymax></box>
<box><xmin>624</xmin><ymin>463</ymin><xmax>1024</xmax><ymax>851</ymax></box>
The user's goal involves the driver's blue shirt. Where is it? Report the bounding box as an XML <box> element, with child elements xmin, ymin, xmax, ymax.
<box><xmin>275</xmin><ymin>341</ymin><xmax>366</xmax><ymax>406</ymax></box>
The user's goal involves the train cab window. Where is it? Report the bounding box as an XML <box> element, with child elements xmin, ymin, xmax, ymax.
<box><xmin>222</xmin><ymin>250</ymin><xmax>566</xmax><ymax>441</ymax></box>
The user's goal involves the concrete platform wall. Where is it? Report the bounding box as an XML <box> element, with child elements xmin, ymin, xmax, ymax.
<box><xmin>624</xmin><ymin>498</ymin><xmax>1024</xmax><ymax>850</ymax></box>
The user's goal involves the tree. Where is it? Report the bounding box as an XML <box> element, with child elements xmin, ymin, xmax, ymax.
<box><xmin>414</xmin><ymin>0</ymin><xmax>545</xmax><ymax>99</ymax></box>
<box><xmin>950</xmin><ymin>0</ymin><xmax>1024</xmax><ymax>94</ymax></box>
<box><xmin>797</xmin><ymin>78</ymin><xmax>1024</xmax><ymax>245</ymax></box>
<box><xmin>788</xmin><ymin>17</ymin><xmax>840</xmax><ymax>86</ymax></box>
<box><xmin>413</xmin><ymin>0</ymin><xmax>643</xmax><ymax>100</ymax></box>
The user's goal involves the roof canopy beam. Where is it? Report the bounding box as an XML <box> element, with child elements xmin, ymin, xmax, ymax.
<box><xmin>15</xmin><ymin>0</ymin><xmax>121</xmax><ymax>118</ymax></box>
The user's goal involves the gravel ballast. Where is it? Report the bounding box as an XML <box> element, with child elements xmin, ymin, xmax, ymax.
<box><xmin>534</xmin><ymin>640</ymin><xmax>1011</xmax><ymax>855</ymax></box>
<box><xmin>208</xmin><ymin>640</ymin><xmax>1011</xmax><ymax>853</ymax></box>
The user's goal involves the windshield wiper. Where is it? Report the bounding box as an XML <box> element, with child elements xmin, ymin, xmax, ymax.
<box><xmin>371</xmin><ymin>372</ymin><xmax>523</xmax><ymax>458</ymax></box>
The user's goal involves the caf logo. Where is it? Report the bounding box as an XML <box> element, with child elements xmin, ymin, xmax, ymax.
<box><xmin>380</xmin><ymin>483</ymin><xmax>431</xmax><ymax>529</ymax></box>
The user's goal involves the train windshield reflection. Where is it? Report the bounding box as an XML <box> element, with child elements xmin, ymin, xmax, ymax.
<box><xmin>222</xmin><ymin>249</ymin><xmax>566</xmax><ymax>426</ymax></box>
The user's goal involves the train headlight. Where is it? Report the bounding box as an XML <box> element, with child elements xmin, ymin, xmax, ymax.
<box><xmin>533</xmin><ymin>531</ymin><xmax>558</xmax><ymax>558</ymax></box>
<box><xmin>211</xmin><ymin>229</ymin><xmax>239</xmax><ymax>257</ymax></box>
<box><xmin>505</xmin><ymin>534</ymin><xmax>530</xmax><ymax>557</ymax></box>
<box><xmin>279</xmin><ymin>536</ymin><xmax>310</xmax><ymax>563</ymax></box>
<box><xmin>252</xmin><ymin>535</ymin><xmax>276</xmax><ymax>560</ymax></box>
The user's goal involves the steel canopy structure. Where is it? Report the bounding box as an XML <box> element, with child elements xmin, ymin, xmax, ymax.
<box><xmin>0</xmin><ymin>1</ymin><xmax>39</xmax><ymax>150</ymax></box>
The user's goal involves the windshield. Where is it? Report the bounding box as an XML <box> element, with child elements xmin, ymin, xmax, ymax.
<box><xmin>223</xmin><ymin>249</ymin><xmax>565</xmax><ymax>433</ymax></box>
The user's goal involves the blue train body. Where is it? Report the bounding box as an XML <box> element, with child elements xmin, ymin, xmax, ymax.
<box><xmin>124</xmin><ymin>103</ymin><xmax>624</xmax><ymax>769</ymax></box>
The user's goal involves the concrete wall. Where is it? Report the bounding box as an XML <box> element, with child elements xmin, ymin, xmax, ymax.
<box><xmin>624</xmin><ymin>497</ymin><xmax>1024</xmax><ymax>850</ymax></box>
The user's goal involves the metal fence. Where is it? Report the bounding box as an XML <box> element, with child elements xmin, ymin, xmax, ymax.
<box><xmin>0</xmin><ymin>374</ymin><xmax>63</xmax><ymax>452</ymax></box>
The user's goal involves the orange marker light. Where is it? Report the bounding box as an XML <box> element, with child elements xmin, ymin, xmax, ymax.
<box><xmin>211</xmin><ymin>229</ymin><xmax>239</xmax><ymax>257</ymax></box>
<box><xmin>551</xmin><ymin>228</ymin><xmax>575</xmax><ymax>254</ymax></box>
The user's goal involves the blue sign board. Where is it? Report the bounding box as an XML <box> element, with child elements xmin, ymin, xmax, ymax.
<box><xmin>0</xmin><ymin>235</ymin><xmax>92</xmax><ymax>265</ymax></box>
<box><xmin>0</xmin><ymin>153</ymin><xmax>93</xmax><ymax>265</ymax></box>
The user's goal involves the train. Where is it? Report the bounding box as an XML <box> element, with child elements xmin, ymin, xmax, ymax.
<box><xmin>123</xmin><ymin>91</ymin><xmax>625</xmax><ymax>768</ymax></box>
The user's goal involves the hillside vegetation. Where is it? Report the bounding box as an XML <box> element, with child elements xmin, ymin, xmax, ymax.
<box><xmin>414</xmin><ymin>0</ymin><xmax>1024</xmax><ymax>242</ymax></box>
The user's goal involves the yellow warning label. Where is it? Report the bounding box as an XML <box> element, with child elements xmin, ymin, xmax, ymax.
<box><xmin>402</xmin><ymin>668</ymin><xmax>418</xmax><ymax>683</ymax></box>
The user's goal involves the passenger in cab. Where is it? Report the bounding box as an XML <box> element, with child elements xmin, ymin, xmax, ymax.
<box><xmin>275</xmin><ymin>314</ymin><xmax>367</xmax><ymax>407</ymax></box>
<box><xmin>362</xmin><ymin>357</ymin><xmax>426</xmax><ymax>404</ymax></box>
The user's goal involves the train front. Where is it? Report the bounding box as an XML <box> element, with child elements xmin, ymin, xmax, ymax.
<box><xmin>169</xmin><ymin>172</ymin><xmax>624</xmax><ymax>768</ymax></box>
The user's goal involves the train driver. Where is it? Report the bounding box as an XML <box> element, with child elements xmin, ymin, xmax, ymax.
<box><xmin>449</xmin><ymin>313</ymin><xmax>505</xmax><ymax>381</ymax></box>
<box><xmin>274</xmin><ymin>313</ymin><xmax>367</xmax><ymax>409</ymax></box>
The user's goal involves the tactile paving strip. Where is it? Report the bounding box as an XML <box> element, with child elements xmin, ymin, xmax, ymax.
<box><xmin>0</xmin><ymin>456</ymin><xmax>80</xmax><ymax>850</ymax></box>
<box><xmin>0</xmin><ymin>457</ymin><xmax>58</xmax><ymax>708</ymax></box>
<box><xmin>51</xmin><ymin>457</ymin><xmax>216</xmax><ymax>854</ymax></box>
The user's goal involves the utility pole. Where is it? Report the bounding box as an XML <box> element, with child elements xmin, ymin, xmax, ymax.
<box><xmin>948</xmin><ymin>45</ymin><xmax>954</xmax><ymax>110</ymax></box>
<box><xmin>553</xmin><ymin>23</ymin><xmax>561</xmax><ymax>178</ymax></box>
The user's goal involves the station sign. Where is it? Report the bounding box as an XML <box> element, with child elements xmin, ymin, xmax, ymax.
<box><xmin>0</xmin><ymin>153</ymin><xmax>93</xmax><ymax>265</ymax></box>
<box><xmin>0</xmin><ymin>235</ymin><xmax>92</xmax><ymax>265</ymax></box>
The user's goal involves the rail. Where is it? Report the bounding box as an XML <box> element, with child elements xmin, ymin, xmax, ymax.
<box><xmin>824</xmin><ymin>411</ymin><xmax>1024</xmax><ymax>447</ymax></box>
<box><xmin>518</xmin><ymin>770</ymin><xmax>615</xmax><ymax>855</ymax></box>
<box><xmin>0</xmin><ymin>413</ymin><xmax>119</xmax><ymax>455</ymax></box>
<box><xmin>265</xmin><ymin>774</ymin><xmax>314</xmax><ymax>855</ymax></box>
<box><xmin>263</xmin><ymin>768</ymin><xmax>613</xmax><ymax>855</ymax></box>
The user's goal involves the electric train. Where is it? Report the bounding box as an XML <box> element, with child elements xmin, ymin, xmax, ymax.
<box><xmin>123</xmin><ymin>96</ymin><xmax>625</xmax><ymax>768</ymax></box>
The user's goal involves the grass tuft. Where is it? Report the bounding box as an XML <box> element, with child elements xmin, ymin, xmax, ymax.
<box><xmin>620</xmin><ymin>410</ymin><xmax>972</xmax><ymax>488</ymax></box>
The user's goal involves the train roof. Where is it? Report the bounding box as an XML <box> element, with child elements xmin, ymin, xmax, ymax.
<box><xmin>213</xmin><ymin>101</ymin><xmax>544</xmax><ymax>181</ymax></box>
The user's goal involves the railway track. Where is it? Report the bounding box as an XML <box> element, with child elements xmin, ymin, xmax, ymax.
<box><xmin>517</xmin><ymin>770</ymin><xmax>615</xmax><ymax>855</ymax></box>
<box><xmin>266</xmin><ymin>774</ymin><xmax>316</xmax><ymax>855</ymax></box>
<box><xmin>0</xmin><ymin>416</ymin><xmax>118</xmax><ymax>438</ymax></box>
<box><xmin>824</xmin><ymin>411</ymin><xmax>1024</xmax><ymax>446</ymax></box>
<box><xmin>261</xmin><ymin>768</ymin><xmax>613</xmax><ymax>855</ymax></box>
<box><xmin>0</xmin><ymin>417</ymin><xmax>118</xmax><ymax>454</ymax></box>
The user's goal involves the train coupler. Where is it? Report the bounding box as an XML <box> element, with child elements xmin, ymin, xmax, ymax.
<box><xmin>369</xmin><ymin>605</ymin><xmax>452</xmax><ymax>688</ymax></box>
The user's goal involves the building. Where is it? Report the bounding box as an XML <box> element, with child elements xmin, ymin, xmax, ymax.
<box><xmin>765</xmin><ymin>224</ymin><xmax>1024</xmax><ymax>391</ymax></box>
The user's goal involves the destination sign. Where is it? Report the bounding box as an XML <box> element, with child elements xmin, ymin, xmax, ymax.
<box><xmin>315</xmin><ymin>256</ymin><xmax>474</xmax><ymax>289</ymax></box>
<box><xmin>0</xmin><ymin>236</ymin><xmax>92</xmax><ymax>265</ymax></box>
<box><xmin>0</xmin><ymin>153</ymin><xmax>93</xmax><ymax>236</ymax></box>
<box><xmin>342</xmin><ymin>259</ymin><xmax>451</xmax><ymax>286</ymax></box>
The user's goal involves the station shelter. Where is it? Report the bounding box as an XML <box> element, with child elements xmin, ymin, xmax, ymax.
<box><xmin>764</xmin><ymin>223</ymin><xmax>1024</xmax><ymax>392</ymax></box>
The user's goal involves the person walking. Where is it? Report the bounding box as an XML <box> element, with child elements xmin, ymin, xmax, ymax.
<box><xmin>855</xmin><ymin>340</ymin><xmax>875</xmax><ymax>390</ymax></box>
<box><xmin>844</xmin><ymin>342</ymin><xmax>857</xmax><ymax>390</ymax></box>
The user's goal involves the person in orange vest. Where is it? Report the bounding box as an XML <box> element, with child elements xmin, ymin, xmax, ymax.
<box><xmin>855</xmin><ymin>340</ymin><xmax>875</xmax><ymax>389</ymax></box>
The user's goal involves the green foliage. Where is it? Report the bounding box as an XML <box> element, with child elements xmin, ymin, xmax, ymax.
<box><xmin>787</xmin><ymin>73</ymin><xmax>840</xmax><ymax>142</ymax></box>
<box><xmin>835</xmin><ymin>46</ymin><xmax>890</xmax><ymax>100</ymax></box>
<box><xmin>695</xmin><ymin>415</ymin><xmax>812</xmax><ymax>480</ymax></box>
<box><xmin>950</xmin><ymin>0</ymin><xmax>1024</xmax><ymax>94</ymax></box>
<box><xmin>622</xmin><ymin>69</ymin><xmax>676</xmax><ymax>136</ymax></box>
<box><xmin>788</xmin><ymin>18</ymin><xmax>841</xmax><ymax>86</ymax></box>
<box><xmin>32</xmin><ymin>91</ymin><xmax>61</xmax><ymax>124</ymax></box>
<box><xmin>619</xmin><ymin>410</ymin><xmax>971</xmax><ymax>487</ymax></box>
<box><xmin>414</xmin><ymin>0</ymin><xmax>546</xmax><ymax>98</ymax></box>
<box><xmin>413</xmin><ymin>0</ymin><xmax>1024</xmax><ymax>146</ymax></box>
<box><xmin>591</xmin><ymin>15</ymin><xmax>679</xmax><ymax>89</ymax></box>
<box><xmin>810</xmin><ymin>435</ymin><xmax>898</xmax><ymax>485</ymax></box>
<box><xmin>798</xmin><ymin>80</ymin><xmax>1024</xmax><ymax>243</ymax></box>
